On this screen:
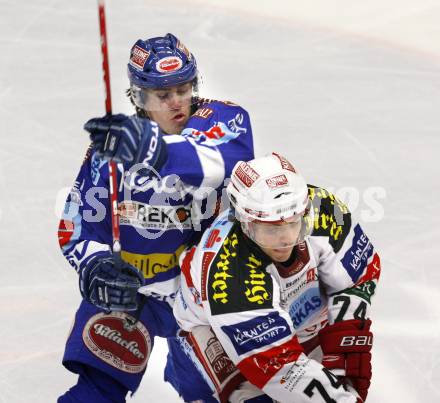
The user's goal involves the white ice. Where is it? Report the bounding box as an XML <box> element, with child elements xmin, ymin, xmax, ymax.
<box><xmin>0</xmin><ymin>0</ymin><xmax>439</xmax><ymax>402</ymax></box>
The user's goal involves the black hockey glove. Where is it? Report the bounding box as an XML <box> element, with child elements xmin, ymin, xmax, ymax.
<box><xmin>84</xmin><ymin>114</ymin><xmax>168</xmax><ymax>175</ymax></box>
<box><xmin>79</xmin><ymin>254</ymin><xmax>144</xmax><ymax>312</ymax></box>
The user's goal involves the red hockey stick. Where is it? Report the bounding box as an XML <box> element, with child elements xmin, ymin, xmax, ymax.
<box><xmin>97</xmin><ymin>0</ymin><xmax>121</xmax><ymax>258</ymax></box>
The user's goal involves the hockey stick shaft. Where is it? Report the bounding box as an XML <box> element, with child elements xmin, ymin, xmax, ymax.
<box><xmin>97</xmin><ymin>0</ymin><xmax>121</xmax><ymax>256</ymax></box>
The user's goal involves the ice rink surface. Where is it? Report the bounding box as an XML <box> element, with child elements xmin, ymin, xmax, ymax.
<box><xmin>1</xmin><ymin>0</ymin><xmax>439</xmax><ymax>401</ymax></box>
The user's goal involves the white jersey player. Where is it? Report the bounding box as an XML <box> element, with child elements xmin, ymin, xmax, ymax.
<box><xmin>174</xmin><ymin>153</ymin><xmax>380</xmax><ymax>402</ymax></box>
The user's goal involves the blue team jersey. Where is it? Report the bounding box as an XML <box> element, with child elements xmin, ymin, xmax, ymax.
<box><xmin>58</xmin><ymin>98</ymin><xmax>254</xmax><ymax>286</ymax></box>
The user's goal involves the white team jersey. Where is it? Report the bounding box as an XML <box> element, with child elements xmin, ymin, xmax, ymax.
<box><xmin>174</xmin><ymin>187</ymin><xmax>380</xmax><ymax>402</ymax></box>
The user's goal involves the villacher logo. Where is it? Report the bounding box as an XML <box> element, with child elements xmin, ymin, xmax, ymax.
<box><xmin>83</xmin><ymin>312</ymin><xmax>151</xmax><ymax>373</ymax></box>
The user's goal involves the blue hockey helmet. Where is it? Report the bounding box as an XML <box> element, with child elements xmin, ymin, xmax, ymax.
<box><xmin>127</xmin><ymin>33</ymin><xmax>198</xmax><ymax>89</ymax></box>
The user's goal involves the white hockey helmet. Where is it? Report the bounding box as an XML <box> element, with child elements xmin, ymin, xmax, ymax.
<box><xmin>226</xmin><ymin>153</ymin><xmax>310</xmax><ymax>248</ymax></box>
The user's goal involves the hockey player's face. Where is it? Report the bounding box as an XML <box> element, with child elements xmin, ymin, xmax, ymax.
<box><xmin>252</xmin><ymin>217</ymin><xmax>302</xmax><ymax>262</ymax></box>
<box><xmin>145</xmin><ymin>82</ymin><xmax>193</xmax><ymax>134</ymax></box>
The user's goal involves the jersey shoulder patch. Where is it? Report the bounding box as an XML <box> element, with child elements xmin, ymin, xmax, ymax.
<box><xmin>306</xmin><ymin>185</ymin><xmax>352</xmax><ymax>253</ymax></box>
<box><xmin>183</xmin><ymin>98</ymin><xmax>250</xmax><ymax>146</ymax></box>
<box><xmin>190</xmin><ymin>98</ymin><xmax>241</xmax><ymax>121</ymax></box>
<box><xmin>207</xmin><ymin>226</ymin><xmax>273</xmax><ymax>315</ymax></box>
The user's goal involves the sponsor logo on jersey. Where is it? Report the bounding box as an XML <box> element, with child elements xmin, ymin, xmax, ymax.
<box><xmin>208</xmin><ymin>228</ymin><xmax>273</xmax><ymax>315</ymax></box>
<box><xmin>285</xmin><ymin>277</ymin><xmax>301</xmax><ymax>289</ymax></box>
<box><xmin>204</xmin><ymin>229</ymin><xmax>222</xmax><ymax>249</ymax></box>
<box><xmin>341</xmin><ymin>224</ymin><xmax>374</xmax><ymax>282</ymax></box>
<box><xmin>279</xmin><ymin>355</ymin><xmax>311</xmax><ymax>392</ymax></box>
<box><xmin>83</xmin><ymin>312</ymin><xmax>151</xmax><ymax>373</ymax></box>
<box><xmin>227</xmin><ymin>113</ymin><xmax>248</xmax><ymax>134</ymax></box>
<box><xmin>244</xmin><ymin>254</ymin><xmax>270</xmax><ymax>305</ymax></box>
<box><xmin>209</xmin><ymin>233</ymin><xmax>238</xmax><ymax>305</ymax></box>
<box><xmin>306</xmin><ymin>206</ymin><xmax>347</xmax><ymax>241</ymax></box>
<box><xmin>156</xmin><ymin>56</ymin><xmax>182</xmax><ymax>73</ymax></box>
<box><xmin>235</xmin><ymin>162</ymin><xmax>260</xmax><ymax>188</ymax></box>
<box><xmin>192</xmin><ymin>125</ymin><xmax>225</xmax><ymax>140</ymax></box>
<box><xmin>121</xmin><ymin>245</ymin><xmax>185</xmax><ymax>279</ymax></box>
<box><xmin>193</xmin><ymin>107</ymin><xmax>214</xmax><ymax>119</ymax></box>
<box><xmin>203</xmin><ymin>336</ymin><xmax>237</xmax><ymax>384</ymax></box>
<box><xmin>289</xmin><ymin>288</ymin><xmax>322</xmax><ymax>328</ymax></box>
<box><xmin>280</xmin><ymin>267</ymin><xmax>317</xmax><ymax>309</ymax></box>
<box><xmin>266</xmin><ymin>174</ymin><xmax>288</xmax><ymax>189</ymax></box>
<box><xmin>238</xmin><ymin>338</ymin><xmax>302</xmax><ymax>389</ymax></box>
<box><xmin>130</xmin><ymin>45</ymin><xmax>150</xmax><ymax>70</ymax></box>
<box><xmin>306</xmin><ymin>186</ymin><xmax>351</xmax><ymax>253</ymax></box>
<box><xmin>202</xmin><ymin>216</ymin><xmax>232</xmax><ymax>251</ymax></box>
<box><xmin>183</xmin><ymin>121</ymin><xmax>243</xmax><ymax>146</ymax></box>
<box><xmin>118</xmin><ymin>201</ymin><xmax>192</xmax><ymax>231</ymax></box>
<box><xmin>281</xmin><ymin>281</ymin><xmax>307</xmax><ymax>307</ymax></box>
<box><xmin>124</xmin><ymin>172</ymin><xmax>196</xmax><ymax>196</ymax></box>
<box><xmin>221</xmin><ymin>312</ymin><xmax>291</xmax><ymax>356</ymax></box>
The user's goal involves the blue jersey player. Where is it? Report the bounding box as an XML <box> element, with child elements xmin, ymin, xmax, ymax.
<box><xmin>58</xmin><ymin>33</ymin><xmax>254</xmax><ymax>402</ymax></box>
